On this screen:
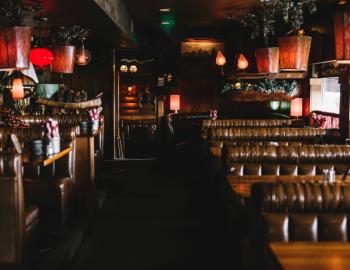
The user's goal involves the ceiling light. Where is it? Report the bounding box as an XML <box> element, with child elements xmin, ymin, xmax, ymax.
<box><xmin>160</xmin><ymin>8</ymin><xmax>171</xmax><ymax>12</ymax></box>
<box><xmin>339</xmin><ymin>0</ymin><xmax>347</xmax><ymax>4</ymax></box>
<box><xmin>161</xmin><ymin>21</ymin><xmax>171</xmax><ymax>25</ymax></box>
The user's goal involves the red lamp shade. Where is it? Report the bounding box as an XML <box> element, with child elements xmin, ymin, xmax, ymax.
<box><xmin>170</xmin><ymin>95</ymin><xmax>180</xmax><ymax>112</ymax></box>
<box><xmin>334</xmin><ymin>11</ymin><xmax>350</xmax><ymax>61</ymax></box>
<box><xmin>216</xmin><ymin>50</ymin><xmax>226</xmax><ymax>66</ymax></box>
<box><xmin>290</xmin><ymin>98</ymin><xmax>303</xmax><ymax>117</ymax></box>
<box><xmin>0</xmin><ymin>26</ymin><xmax>32</xmax><ymax>70</ymax></box>
<box><xmin>30</xmin><ymin>48</ymin><xmax>54</xmax><ymax>68</ymax></box>
<box><xmin>237</xmin><ymin>53</ymin><xmax>249</xmax><ymax>70</ymax></box>
<box><xmin>51</xmin><ymin>46</ymin><xmax>76</xmax><ymax>73</ymax></box>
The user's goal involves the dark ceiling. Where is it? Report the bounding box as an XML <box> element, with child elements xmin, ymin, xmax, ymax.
<box><xmin>124</xmin><ymin>0</ymin><xmax>341</xmax><ymax>38</ymax></box>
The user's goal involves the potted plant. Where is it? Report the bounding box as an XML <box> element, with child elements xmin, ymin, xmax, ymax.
<box><xmin>276</xmin><ymin>0</ymin><xmax>317</xmax><ymax>70</ymax></box>
<box><xmin>51</xmin><ymin>26</ymin><xmax>88</xmax><ymax>73</ymax></box>
<box><xmin>0</xmin><ymin>0</ymin><xmax>42</xmax><ymax>70</ymax></box>
<box><xmin>226</xmin><ymin>3</ymin><xmax>279</xmax><ymax>73</ymax></box>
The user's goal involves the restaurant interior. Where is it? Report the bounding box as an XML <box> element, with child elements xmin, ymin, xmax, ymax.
<box><xmin>1</xmin><ymin>0</ymin><xmax>350</xmax><ymax>269</ymax></box>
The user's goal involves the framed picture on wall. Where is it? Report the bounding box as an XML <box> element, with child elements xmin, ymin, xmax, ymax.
<box><xmin>180</xmin><ymin>38</ymin><xmax>224</xmax><ymax>76</ymax></box>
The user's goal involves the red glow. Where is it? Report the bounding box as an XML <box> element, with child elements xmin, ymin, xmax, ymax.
<box><xmin>30</xmin><ymin>48</ymin><xmax>54</xmax><ymax>68</ymax></box>
<box><xmin>170</xmin><ymin>95</ymin><xmax>180</xmax><ymax>111</ymax></box>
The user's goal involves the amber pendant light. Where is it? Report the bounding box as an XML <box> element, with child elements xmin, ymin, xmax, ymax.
<box><xmin>75</xmin><ymin>38</ymin><xmax>91</xmax><ymax>66</ymax></box>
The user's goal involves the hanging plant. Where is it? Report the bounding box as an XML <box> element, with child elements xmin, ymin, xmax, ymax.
<box><xmin>0</xmin><ymin>0</ymin><xmax>43</xmax><ymax>26</ymax></box>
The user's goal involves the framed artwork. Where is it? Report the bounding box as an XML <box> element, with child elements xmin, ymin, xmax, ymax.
<box><xmin>180</xmin><ymin>39</ymin><xmax>224</xmax><ymax>76</ymax></box>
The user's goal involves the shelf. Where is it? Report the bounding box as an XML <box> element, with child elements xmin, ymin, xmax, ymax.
<box><xmin>226</xmin><ymin>71</ymin><xmax>307</xmax><ymax>81</ymax></box>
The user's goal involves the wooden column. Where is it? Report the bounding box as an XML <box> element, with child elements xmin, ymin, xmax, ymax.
<box><xmin>339</xmin><ymin>65</ymin><xmax>350</xmax><ymax>140</ymax></box>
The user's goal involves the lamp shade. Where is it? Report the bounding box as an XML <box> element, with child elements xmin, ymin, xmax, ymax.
<box><xmin>51</xmin><ymin>46</ymin><xmax>76</xmax><ymax>73</ymax></box>
<box><xmin>216</xmin><ymin>50</ymin><xmax>226</xmax><ymax>66</ymax></box>
<box><xmin>170</xmin><ymin>95</ymin><xmax>180</xmax><ymax>111</ymax></box>
<box><xmin>0</xmin><ymin>26</ymin><xmax>32</xmax><ymax>70</ymax></box>
<box><xmin>334</xmin><ymin>11</ymin><xmax>350</xmax><ymax>60</ymax></box>
<box><xmin>290</xmin><ymin>98</ymin><xmax>303</xmax><ymax>117</ymax></box>
<box><xmin>30</xmin><ymin>48</ymin><xmax>54</xmax><ymax>68</ymax></box>
<box><xmin>237</xmin><ymin>53</ymin><xmax>249</xmax><ymax>70</ymax></box>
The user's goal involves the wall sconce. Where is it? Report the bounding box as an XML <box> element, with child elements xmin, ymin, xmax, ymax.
<box><xmin>170</xmin><ymin>94</ymin><xmax>180</xmax><ymax>113</ymax></box>
<box><xmin>75</xmin><ymin>38</ymin><xmax>92</xmax><ymax>66</ymax></box>
<box><xmin>120</xmin><ymin>65</ymin><xmax>128</xmax><ymax>73</ymax></box>
<box><xmin>290</xmin><ymin>98</ymin><xmax>303</xmax><ymax>118</ymax></box>
<box><xmin>237</xmin><ymin>53</ymin><xmax>249</xmax><ymax>71</ymax></box>
<box><xmin>2</xmin><ymin>71</ymin><xmax>36</xmax><ymax>104</ymax></box>
<box><xmin>269</xmin><ymin>101</ymin><xmax>280</xmax><ymax>111</ymax></box>
<box><xmin>129</xmin><ymin>65</ymin><xmax>138</xmax><ymax>73</ymax></box>
<box><xmin>216</xmin><ymin>50</ymin><xmax>226</xmax><ymax>76</ymax></box>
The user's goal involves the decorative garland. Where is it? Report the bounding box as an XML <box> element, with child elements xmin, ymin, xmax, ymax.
<box><xmin>221</xmin><ymin>79</ymin><xmax>297</xmax><ymax>95</ymax></box>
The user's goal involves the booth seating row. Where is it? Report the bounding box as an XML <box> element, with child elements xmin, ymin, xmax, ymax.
<box><xmin>0</xmin><ymin>153</ymin><xmax>38</xmax><ymax>267</ymax></box>
<box><xmin>201</xmin><ymin>119</ymin><xmax>300</xmax><ymax>139</ymax></box>
<box><xmin>240</xmin><ymin>181</ymin><xmax>350</xmax><ymax>270</ymax></box>
<box><xmin>204</xmin><ymin>127</ymin><xmax>327</xmax><ymax>176</ymax></box>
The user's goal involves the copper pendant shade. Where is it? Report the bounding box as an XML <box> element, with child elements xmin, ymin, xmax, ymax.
<box><xmin>278</xmin><ymin>36</ymin><xmax>312</xmax><ymax>70</ymax></box>
<box><xmin>334</xmin><ymin>11</ymin><xmax>350</xmax><ymax>61</ymax></box>
<box><xmin>51</xmin><ymin>45</ymin><xmax>76</xmax><ymax>73</ymax></box>
<box><xmin>0</xmin><ymin>26</ymin><xmax>32</xmax><ymax>70</ymax></box>
<box><xmin>255</xmin><ymin>47</ymin><xmax>279</xmax><ymax>73</ymax></box>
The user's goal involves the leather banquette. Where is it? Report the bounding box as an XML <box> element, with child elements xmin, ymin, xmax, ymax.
<box><xmin>223</xmin><ymin>144</ymin><xmax>350</xmax><ymax>177</ymax></box>
<box><xmin>0</xmin><ymin>126</ymin><xmax>77</xmax><ymax>229</ymax></box>
<box><xmin>201</xmin><ymin>119</ymin><xmax>298</xmax><ymax>139</ymax></box>
<box><xmin>0</xmin><ymin>153</ymin><xmax>38</xmax><ymax>266</ymax></box>
<box><xmin>251</xmin><ymin>181</ymin><xmax>350</xmax><ymax>242</ymax></box>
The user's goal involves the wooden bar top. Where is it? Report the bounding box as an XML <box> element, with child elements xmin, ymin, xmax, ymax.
<box><xmin>270</xmin><ymin>242</ymin><xmax>350</xmax><ymax>270</ymax></box>
<box><xmin>227</xmin><ymin>175</ymin><xmax>346</xmax><ymax>198</ymax></box>
<box><xmin>22</xmin><ymin>146</ymin><xmax>72</xmax><ymax>167</ymax></box>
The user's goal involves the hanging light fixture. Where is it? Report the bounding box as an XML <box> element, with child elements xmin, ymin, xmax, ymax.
<box><xmin>237</xmin><ymin>53</ymin><xmax>249</xmax><ymax>70</ymax></box>
<box><xmin>75</xmin><ymin>38</ymin><xmax>92</xmax><ymax>66</ymax></box>
<box><xmin>129</xmin><ymin>65</ymin><xmax>138</xmax><ymax>73</ymax></box>
<box><xmin>30</xmin><ymin>48</ymin><xmax>54</xmax><ymax>69</ymax></box>
<box><xmin>2</xmin><ymin>71</ymin><xmax>36</xmax><ymax>102</ymax></box>
<box><xmin>30</xmin><ymin>17</ymin><xmax>54</xmax><ymax>69</ymax></box>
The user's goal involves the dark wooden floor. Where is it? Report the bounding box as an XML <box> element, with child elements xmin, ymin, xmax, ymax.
<box><xmin>69</xmin><ymin>146</ymin><xmax>239</xmax><ymax>270</ymax></box>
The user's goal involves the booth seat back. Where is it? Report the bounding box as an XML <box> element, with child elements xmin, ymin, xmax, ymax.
<box><xmin>0</xmin><ymin>153</ymin><xmax>25</xmax><ymax>265</ymax></box>
<box><xmin>18</xmin><ymin>115</ymin><xmax>104</xmax><ymax>157</ymax></box>
<box><xmin>0</xmin><ymin>126</ymin><xmax>77</xmax><ymax>181</ymax></box>
<box><xmin>208</xmin><ymin>127</ymin><xmax>326</xmax><ymax>142</ymax></box>
<box><xmin>252</xmin><ymin>182</ymin><xmax>350</xmax><ymax>242</ymax></box>
<box><xmin>223</xmin><ymin>145</ymin><xmax>350</xmax><ymax>176</ymax></box>
<box><xmin>202</xmin><ymin>119</ymin><xmax>296</xmax><ymax>130</ymax></box>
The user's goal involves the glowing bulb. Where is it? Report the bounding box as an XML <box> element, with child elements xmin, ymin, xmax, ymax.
<box><xmin>12</xmin><ymin>78</ymin><xmax>25</xmax><ymax>100</ymax></box>
<box><xmin>75</xmin><ymin>47</ymin><xmax>91</xmax><ymax>65</ymax></box>
<box><xmin>129</xmin><ymin>65</ymin><xmax>138</xmax><ymax>73</ymax></box>
<box><xmin>237</xmin><ymin>53</ymin><xmax>249</xmax><ymax>70</ymax></box>
<box><xmin>120</xmin><ymin>65</ymin><xmax>128</xmax><ymax>72</ymax></box>
<box><xmin>216</xmin><ymin>50</ymin><xmax>226</xmax><ymax>66</ymax></box>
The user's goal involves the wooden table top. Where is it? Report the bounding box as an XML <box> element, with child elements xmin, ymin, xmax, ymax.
<box><xmin>22</xmin><ymin>146</ymin><xmax>72</xmax><ymax>167</ymax></box>
<box><xmin>227</xmin><ymin>175</ymin><xmax>346</xmax><ymax>198</ymax></box>
<box><xmin>270</xmin><ymin>242</ymin><xmax>350</xmax><ymax>270</ymax></box>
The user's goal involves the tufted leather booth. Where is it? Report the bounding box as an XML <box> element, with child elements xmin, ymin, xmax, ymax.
<box><xmin>0</xmin><ymin>126</ymin><xmax>77</xmax><ymax>229</ymax></box>
<box><xmin>0</xmin><ymin>153</ymin><xmax>39</xmax><ymax>266</ymax></box>
<box><xmin>202</xmin><ymin>119</ymin><xmax>295</xmax><ymax>129</ymax></box>
<box><xmin>202</xmin><ymin>119</ymin><xmax>299</xmax><ymax>139</ymax></box>
<box><xmin>251</xmin><ymin>182</ymin><xmax>350</xmax><ymax>243</ymax></box>
<box><xmin>208</xmin><ymin>127</ymin><xmax>326</xmax><ymax>142</ymax></box>
<box><xmin>223</xmin><ymin>144</ymin><xmax>350</xmax><ymax>177</ymax></box>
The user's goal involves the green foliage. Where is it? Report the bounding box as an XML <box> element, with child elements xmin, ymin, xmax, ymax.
<box><xmin>53</xmin><ymin>26</ymin><xmax>89</xmax><ymax>45</ymax></box>
<box><xmin>0</xmin><ymin>0</ymin><xmax>43</xmax><ymax>26</ymax></box>
<box><xmin>222</xmin><ymin>79</ymin><xmax>297</xmax><ymax>95</ymax></box>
